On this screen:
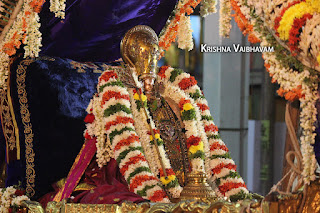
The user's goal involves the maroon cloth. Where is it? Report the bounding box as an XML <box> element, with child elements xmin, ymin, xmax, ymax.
<box><xmin>38</xmin><ymin>159</ymin><xmax>146</xmax><ymax>207</ymax></box>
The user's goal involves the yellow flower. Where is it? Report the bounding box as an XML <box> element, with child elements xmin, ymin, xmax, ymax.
<box><xmin>189</xmin><ymin>141</ymin><xmax>204</xmax><ymax>154</ymax></box>
<box><xmin>317</xmin><ymin>54</ymin><xmax>320</xmax><ymax>65</ymax></box>
<box><xmin>150</xmin><ymin>133</ymin><xmax>161</xmax><ymax>141</ymax></box>
<box><xmin>160</xmin><ymin>175</ymin><xmax>176</xmax><ymax>185</ymax></box>
<box><xmin>141</xmin><ymin>94</ymin><xmax>147</xmax><ymax>102</ymax></box>
<box><xmin>133</xmin><ymin>93</ymin><xmax>140</xmax><ymax>100</ymax></box>
<box><xmin>278</xmin><ymin>2</ymin><xmax>314</xmax><ymax>40</ymax></box>
<box><xmin>155</xmin><ymin>133</ymin><xmax>160</xmax><ymax>139</ymax></box>
<box><xmin>183</xmin><ymin>103</ymin><xmax>193</xmax><ymax>111</ymax></box>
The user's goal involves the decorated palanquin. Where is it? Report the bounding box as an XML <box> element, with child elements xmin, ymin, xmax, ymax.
<box><xmin>0</xmin><ymin>0</ymin><xmax>253</xmax><ymax>211</ymax></box>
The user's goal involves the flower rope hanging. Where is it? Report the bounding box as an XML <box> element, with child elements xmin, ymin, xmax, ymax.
<box><xmin>159</xmin><ymin>0</ymin><xmax>217</xmax><ymax>55</ymax></box>
<box><xmin>84</xmin><ymin>65</ymin><xmax>250</xmax><ymax>201</ymax></box>
<box><xmin>219</xmin><ymin>0</ymin><xmax>320</xmax><ymax>184</ymax></box>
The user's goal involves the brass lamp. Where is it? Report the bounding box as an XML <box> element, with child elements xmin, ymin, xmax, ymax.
<box><xmin>180</xmin><ymin>172</ymin><xmax>217</xmax><ymax>201</ymax></box>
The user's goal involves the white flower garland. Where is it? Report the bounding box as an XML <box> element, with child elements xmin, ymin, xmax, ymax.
<box><xmin>0</xmin><ymin>186</ymin><xmax>29</xmax><ymax>213</ymax></box>
<box><xmin>157</xmin><ymin>66</ymin><xmax>249</xmax><ymax>200</ymax></box>
<box><xmin>84</xmin><ymin>69</ymin><xmax>170</xmax><ymax>203</ymax></box>
<box><xmin>49</xmin><ymin>0</ymin><xmax>66</xmax><ymax>19</ymax></box>
<box><xmin>200</xmin><ymin>0</ymin><xmax>217</xmax><ymax>17</ymax></box>
<box><xmin>177</xmin><ymin>14</ymin><xmax>193</xmax><ymax>51</ymax></box>
<box><xmin>0</xmin><ymin>0</ymin><xmax>43</xmax><ymax>90</ymax></box>
<box><xmin>219</xmin><ymin>0</ymin><xmax>232</xmax><ymax>37</ymax></box>
<box><xmin>222</xmin><ymin>0</ymin><xmax>320</xmax><ymax>183</ymax></box>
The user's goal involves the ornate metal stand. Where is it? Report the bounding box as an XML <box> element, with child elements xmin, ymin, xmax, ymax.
<box><xmin>179</xmin><ymin>172</ymin><xmax>217</xmax><ymax>200</ymax></box>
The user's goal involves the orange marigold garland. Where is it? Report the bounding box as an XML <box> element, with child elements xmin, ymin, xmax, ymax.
<box><xmin>229</xmin><ymin>0</ymin><xmax>260</xmax><ymax>43</ymax></box>
<box><xmin>159</xmin><ymin>0</ymin><xmax>212</xmax><ymax>55</ymax></box>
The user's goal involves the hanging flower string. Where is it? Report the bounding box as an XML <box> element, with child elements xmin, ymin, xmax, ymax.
<box><xmin>159</xmin><ymin>0</ymin><xmax>217</xmax><ymax>56</ymax></box>
<box><xmin>49</xmin><ymin>0</ymin><xmax>66</xmax><ymax>19</ymax></box>
<box><xmin>219</xmin><ymin>0</ymin><xmax>232</xmax><ymax>38</ymax></box>
<box><xmin>129</xmin><ymin>87</ymin><xmax>182</xmax><ymax>198</ymax></box>
<box><xmin>226</xmin><ymin>0</ymin><xmax>319</xmax><ymax>183</ymax></box>
<box><xmin>157</xmin><ymin>66</ymin><xmax>250</xmax><ymax>201</ymax></box>
<box><xmin>0</xmin><ymin>0</ymin><xmax>45</xmax><ymax>90</ymax></box>
<box><xmin>85</xmin><ymin>69</ymin><xmax>170</xmax><ymax>202</ymax></box>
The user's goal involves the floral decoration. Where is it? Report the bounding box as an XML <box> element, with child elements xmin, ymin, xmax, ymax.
<box><xmin>219</xmin><ymin>0</ymin><xmax>320</xmax><ymax>183</ymax></box>
<box><xmin>83</xmin><ymin>65</ymin><xmax>249</xmax><ymax>201</ymax></box>
<box><xmin>49</xmin><ymin>0</ymin><xmax>66</xmax><ymax>19</ymax></box>
<box><xmin>83</xmin><ymin>69</ymin><xmax>172</xmax><ymax>202</ymax></box>
<box><xmin>159</xmin><ymin>0</ymin><xmax>217</xmax><ymax>55</ymax></box>
<box><xmin>157</xmin><ymin>66</ymin><xmax>250</xmax><ymax>201</ymax></box>
<box><xmin>0</xmin><ymin>186</ymin><xmax>29</xmax><ymax>213</ymax></box>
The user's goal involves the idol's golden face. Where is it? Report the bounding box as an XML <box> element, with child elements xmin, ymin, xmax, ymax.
<box><xmin>142</xmin><ymin>76</ymin><xmax>155</xmax><ymax>95</ymax></box>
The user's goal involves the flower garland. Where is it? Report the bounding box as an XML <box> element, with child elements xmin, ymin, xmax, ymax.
<box><xmin>128</xmin><ymin>86</ymin><xmax>182</xmax><ymax>199</ymax></box>
<box><xmin>277</xmin><ymin>0</ymin><xmax>320</xmax><ymax>41</ymax></box>
<box><xmin>200</xmin><ymin>0</ymin><xmax>217</xmax><ymax>17</ymax></box>
<box><xmin>222</xmin><ymin>0</ymin><xmax>260</xmax><ymax>43</ymax></box>
<box><xmin>219</xmin><ymin>0</ymin><xmax>232</xmax><ymax>38</ymax></box>
<box><xmin>177</xmin><ymin>14</ymin><xmax>193</xmax><ymax>51</ymax></box>
<box><xmin>159</xmin><ymin>0</ymin><xmax>217</xmax><ymax>55</ymax></box>
<box><xmin>84</xmin><ymin>65</ymin><xmax>250</xmax><ymax>201</ymax></box>
<box><xmin>222</xmin><ymin>0</ymin><xmax>319</xmax><ymax>183</ymax></box>
<box><xmin>0</xmin><ymin>186</ymin><xmax>29</xmax><ymax>213</ymax></box>
<box><xmin>0</xmin><ymin>0</ymin><xmax>44</xmax><ymax>90</ymax></box>
<box><xmin>157</xmin><ymin>66</ymin><xmax>250</xmax><ymax>201</ymax></box>
<box><xmin>84</xmin><ymin>69</ymin><xmax>170</xmax><ymax>203</ymax></box>
<box><xmin>49</xmin><ymin>0</ymin><xmax>66</xmax><ymax>19</ymax></box>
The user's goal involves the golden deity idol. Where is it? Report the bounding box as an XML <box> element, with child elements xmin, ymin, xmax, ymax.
<box><xmin>120</xmin><ymin>25</ymin><xmax>216</xmax><ymax>200</ymax></box>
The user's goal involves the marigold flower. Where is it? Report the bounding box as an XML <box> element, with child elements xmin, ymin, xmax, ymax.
<box><xmin>183</xmin><ymin>103</ymin><xmax>193</xmax><ymax>111</ymax></box>
<box><xmin>141</xmin><ymin>94</ymin><xmax>147</xmax><ymax>102</ymax></box>
<box><xmin>133</xmin><ymin>93</ymin><xmax>139</xmax><ymax>100</ymax></box>
<box><xmin>160</xmin><ymin>175</ymin><xmax>176</xmax><ymax>185</ymax></box>
<box><xmin>189</xmin><ymin>141</ymin><xmax>204</xmax><ymax>154</ymax></box>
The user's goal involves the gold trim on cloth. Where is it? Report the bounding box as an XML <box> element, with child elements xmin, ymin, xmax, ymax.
<box><xmin>16</xmin><ymin>59</ymin><xmax>36</xmax><ymax>197</ymax></box>
<box><xmin>24</xmin><ymin>199</ymin><xmax>265</xmax><ymax>213</ymax></box>
<box><xmin>0</xmin><ymin>59</ymin><xmax>20</xmax><ymax>162</ymax></box>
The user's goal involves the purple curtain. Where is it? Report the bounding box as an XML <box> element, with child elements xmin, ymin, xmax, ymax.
<box><xmin>39</xmin><ymin>0</ymin><xmax>178</xmax><ymax>62</ymax></box>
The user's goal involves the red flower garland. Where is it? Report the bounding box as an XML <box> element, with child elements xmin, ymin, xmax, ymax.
<box><xmin>219</xmin><ymin>182</ymin><xmax>247</xmax><ymax>195</ymax></box>
<box><xmin>288</xmin><ymin>13</ymin><xmax>312</xmax><ymax>55</ymax></box>
<box><xmin>101</xmin><ymin>91</ymin><xmax>130</xmax><ymax>106</ymax></box>
<box><xmin>178</xmin><ymin>76</ymin><xmax>197</xmax><ymax>90</ymax></box>
<box><xmin>105</xmin><ymin>116</ymin><xmax>135</xmax><ymax>131</ymax></box>
<box><xmin>197</xmin><ymin>103</ymin><xmax>210</xmax><ymax>111</ymax></box>
<box><xmin>211</xmin><ymin>163</ymin><xmax>237</xmax><ymax>175</ymax></box>
<box><xmin>100</xmin><ymin>71</ymin><xmax>118</xmax><ymax>82</ymax></box>
<box><xmin>120</xmin><ymin>154</ymin><xmax>147</xmax><ymax>174</ymax></box>
<box><xmin>114</xmin><ymin>134</ymin><xmax>140</xmax><ymax>151</ymax></box>
<box><xmin>205</xmin><ymin>124</ymin><xmax>219</xmax><ymax>132</ymax></box>
<box><xmin>159</xmin><ymin>168</ymin><xmax>176</xmax><ymax>177</ymax></box>
<box><xmin>149</xmin><ymin>190</ymin><xmax>168</xmax><ymax>202</ymax></box>
<box><xmin>84</xmin><ymin>131</ymin><xmax>93</xmax><ymax>140</ymax></box>
<box><xmin>210</xmin><ymin>143</ymin><xmax>229</xmax><ymax>152</ymax></box>
<box><xmin>158</xmin><ymin>66</ymin><xmax>169</xmax><ymax>79</ymax></box>
<box><xmin>159</xmin><ymin>0</ymin><xmax>202</xmax><ymax>52</ymax></box>
<box><xmin>186</xmin><ymin>135</ymin><xmax>201</xmax><ymax>149</ymax></box>
<box><xmin>129</xmin><ymin>175</ymin><xmax>158</xmax><ymax>191</ymax></box>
